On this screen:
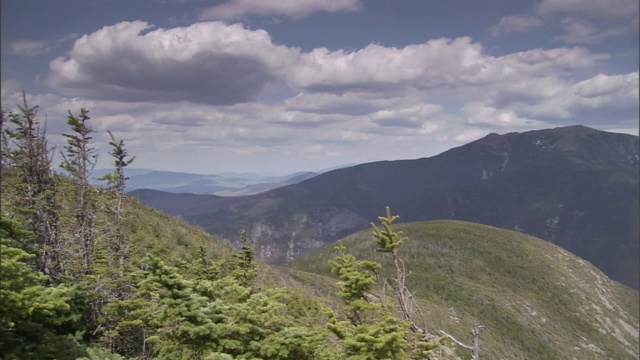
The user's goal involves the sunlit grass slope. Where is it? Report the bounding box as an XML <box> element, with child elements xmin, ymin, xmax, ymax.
<box><xmin>289</xmin><ymin>220</ymin><xmax>640</xmax><ymax>359</ymax></box>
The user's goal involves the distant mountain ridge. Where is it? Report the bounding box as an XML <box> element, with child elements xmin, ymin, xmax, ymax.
<box><xmin>131</xmin><ymin>125</ymin><xmax>640</xmax><ymax>289</ymax></box>
<box><xmin>92</xmin><ymin>168</ymin><xmax>318</xmax><ymax>195</ymax></box>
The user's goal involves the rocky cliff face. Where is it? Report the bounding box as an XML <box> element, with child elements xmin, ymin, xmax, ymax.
<box><xmin>212</xmin><ymin>207</ymin><xmax>369</xmax><ymax>264</ymax></box>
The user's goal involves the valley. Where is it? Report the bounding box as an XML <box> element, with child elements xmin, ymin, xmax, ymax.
<box><xmin>132</xmin><ymin>125</ymin><xmax>640</xmax><ymax>290</ymax></box>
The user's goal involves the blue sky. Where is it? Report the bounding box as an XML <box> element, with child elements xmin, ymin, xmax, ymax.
<box><xmin>2</xmin><ymin>0</ymin><xmax>638</xmax><ymax>174</ymax></box>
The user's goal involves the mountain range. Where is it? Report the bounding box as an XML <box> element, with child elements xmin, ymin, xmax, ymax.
<box><xmin>131</xmin><ymin>125</ymin><xmax>640</xmax><ymax>290</ymax></box>
<box><xmin>4</xmin><ymin>126</ymin><xmax>638</xmax><ymax>358</ymax></box>
<box><xmin>91</xmin><ymin>168</ymin><xmax>318</xmax><ymax>195</ymax></box>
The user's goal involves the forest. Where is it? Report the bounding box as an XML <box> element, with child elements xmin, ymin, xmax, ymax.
<box><xmin>1</xmin><ymin>97</ymin><xmax>483</xmax><ymax>360</ymax></box>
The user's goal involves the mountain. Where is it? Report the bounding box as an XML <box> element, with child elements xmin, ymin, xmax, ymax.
<box><xmin>213</xmin><ymin>172</ymin><xmax>317</xmax><ymax>196</ymax></box>
<box><xmin>91</xmin><ymin>167</ymin><xmax>156</xmax><ymax>179</ymax></box>
<box><xmin>92</xmin><ymin>168</ymin><xmax>318</xmax><ymax>195</ymax></box>
<box><xmin>130</xmin><ymin>125</ymin><xmax>640</xmax><ymax>289</ymax></box>
<box><xmin>289</xmin><ymin>220</ymin><xmax>640</xmax><ymax>359</ymax></box>
<box><xmin>4</xmin><ymin>161</ymin><xmax>638</xmax><ymax>358</ymax></box>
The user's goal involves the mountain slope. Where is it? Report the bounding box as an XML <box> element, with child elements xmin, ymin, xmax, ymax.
<box><xmin>131</xmin><ymin>125</ymin><xmax>640</xmax><ymax>289</ymax></box>
<box><xmin>289</xmin><ymin>220</ymin><xmax>640</xmax><ymax>359</ymax></box>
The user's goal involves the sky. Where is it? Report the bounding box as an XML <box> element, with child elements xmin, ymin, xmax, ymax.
<box><xmin>1</xmin><ymin>0</ymin><xmax>638</xmax><ymax>175</ymax></box>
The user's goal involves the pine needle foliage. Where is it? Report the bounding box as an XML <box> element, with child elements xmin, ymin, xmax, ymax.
<box><xmin>0</xmin><ymin>217</ymin><xmax>85</xmax><ymax>359</ymax></box>
<box><xmin>371</xmin><ymin>207</ymin><xmax>408</xmax><ymax>254</ymax></box>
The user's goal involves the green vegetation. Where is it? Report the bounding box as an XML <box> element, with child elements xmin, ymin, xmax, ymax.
<box><xmin>290</xmin><ymin>220</ymin><xmax>640</xmax><ymax>359</ymax></box>
<box><xmin>134</xmin><ymin>125</ymin><xmax>640</xmax><ymax>291</ymax></box>
<box><xmin>1</xmin><ymin>99</ymin><xmax>638</xmax><ymax>359</ymax></box>
<box><xmin>0</xmin><ymin>218</ymin><xmax>85</xmax><ymax>359</ymax></box>
<box><xmin>1</xmin><ymin>100</ymin><xmax>451</xmax><ymax>359</ymax></box>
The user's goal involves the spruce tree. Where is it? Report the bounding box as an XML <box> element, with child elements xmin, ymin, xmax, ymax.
<box><xmin>0</xmin><ymin>216</ymin><xmax>84</xmax><ymax>359</ymax></box>
<box><xmin>99</xmin><ymin>131</ymin><xmax>135</xmax><ymax>278</ymax></box>
<box><xmin>60</xmin><ymin>108</ymin><xmax>98</xmax><ymax>274</ymax></box>
<box><xmin>328</xmin><ymin>242</ymin><xmax>409</xmax><ymax>359</ymax></box>
<box><xmin>2</xmin><ymin>93</ymin><xmax>63</xmax><ymax>278</ymax></box>
<box><xmin>231</xmin><ymin>230</ymin><xmax>257</xmax><ymax>290</ymax></box>
<box><xmin>371</xmin><ymin>207</ymin><xmax>428</xmax><ymax>335</ymax></box>
<box><xmin>328</xmin><ymin>208</ymin><xmax>457</xmax><ymax>359</ymax></box>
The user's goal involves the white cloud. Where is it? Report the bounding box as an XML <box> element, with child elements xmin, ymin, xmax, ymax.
<box><xmin>489</xmin><ymin>15</ymin><xmax>544</xmax><ymax>36</ymax></box>
<box><xmin>454</xmin><ymin>128</ymin><xmax>491</xmax><ymax>143</ymax></box>
<box><xmin>200</xmin><ymin>0</ymin><xmax>362</xmax><ymax>20</ymax></box>
<box><xmin>19</xmin><ymin>18</ymin><xmax>635</xmax><ymax>174</ymax></box>
<box><xmin>283</xmin><ymin>92</ymin><xmax>413</xmax><ymax>116</ymax></box>
<box><xmin>291</xmin><ymin>37</ymin><xmax>485</xmax><ymax>92</ymax></box>
<box><xmin>46</xmin><ymin>20</ymin><xmax>612</xmax><ymax>115</ymax></box>
<box><xmin>47</xmin><ymin>21</ymin><xmax>299</xmax><ymax>105</ymax></box>
<box><xmin>463</xmin><ymin>102</ymin><xmax>544</xmax><ymax>127</ymax></box>
<box><xmin>291</xmin><ymin>38</ymin><xmax>606</xmax><ymax>106</ymax></box>
<box><xmin>512</xmin><ymin>72</ymin><xmax>639</xmax><ymax>122</ymax></box>
<box><xmin>9</xmin><ymin>40</ymin><xmax>48</xmax><ymax>56</ymax></box>
<box><xmin>575</xmin><ymin>72</ymin><xmax>638</xmax><ymax>97</ymax></box>
<box><xmin>369</xmin><ymin>104</ymin><xmax>443</xmax><ymax>128</ymax></box>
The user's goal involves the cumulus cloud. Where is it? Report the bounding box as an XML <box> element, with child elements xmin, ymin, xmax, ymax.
<box><xmin>575</xmin><ymin>72</ymin><xmax>638</xmax><ymax>97</ymax></box>
<box><xmin>9</xmin><ymin>40</ymin><xmax>48</xmax><ymax>56</ymax></box>
<box><xmin>291</xmin><ymin>38</ymin><xmax>606</xmax><ymax>105</ymax></box>
<box><xmin>47</xmin><ymin>21</ymin><xmax>298</xmax><ymax>105</ymax></box>
<box><xmin>267</xmin><ymin>110</ymin><xmax>345</xmax><ymax>128</ymax></box>
<box><xmin>454</xmin><ymin>128</ymin><xmax>494</xmax><ymax>143</ymax></box>
<box><xmin>512</xmin><ymin>72</ymin><xmax>639</xmax><ymax>122</ymax></box>
<box><xmin>200</xmin><ymin>0</ymin><xmax>362</xmax><ymax>20</ymax></box>
<box><xmin>369</xmin><ymin>104</ymin><xmax>443</xmax><ymax>128</ymax></box>
<box><xmin>47</xmin><ymin>20</ymin><xmax>611</xmax><ymax>114</ymax></box>
<box><xmin>489</xmin><ymin>15</ymin><xmax>544</xmax><ymax>36</ymax></box>
<box><xmin>283</xmin><ymin>92</ymin><xmax>408</xmax><ymax>116</ymax></box>
<box><xmin>291</xmin><ymin>38</ymin><xmax>485</xmax><ymax>92</ymax></box>
<box><xmin>32</xmin><ymin>19</ymin><xmax>636</xmax><ymax>174</ymax></box>
<box><xmin>463</xmin><ymin>102</ymin><xmax>544</xmax><ymax>127</ymax></box>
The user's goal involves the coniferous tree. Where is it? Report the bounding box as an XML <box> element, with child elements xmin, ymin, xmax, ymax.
<box><xmin>372</xmin><ymin>208</ymin><xmax>484</xmax><ymax>359</ymax></box>
<box><xmin>99</xmin><ymin>131</ymin><xmax>135</xmax><ymax>278</ymax></box>
<box><xmin>328</xmin><ymin>242</ymin><xmax>409</xmax><ymax>359</ymax></box>
<box><xmin>328</xmin><ymin>208</ymin><xmax>455</xmax><ymax>359</ymax></box>
<box><xmin>106</xmin><ymin>255</ymin><xmax>330</xmax><ymax>359</ymax></box>
<box><xmin>60</xmin><ymin>108</ymin><xmax>98</xmax><ymax>274</ymax></box>
<box><xmin>2</xmin><ymin>93</ymin><xmax>63</xmax><ymax>278</ymax></box>
<box><xmin>371</xmin><ymin>207</ymin><xmax>428</xmax><ymax>335</ymax></box>
<box><xmin>231</xmin><ymin>230</ymin><xmax>257</xmax><ymax>290</ymax></box>
<box><xmin>0</xmin><ymin>216</ymin><xmax>84</xmax><ymax>359</ymax></box>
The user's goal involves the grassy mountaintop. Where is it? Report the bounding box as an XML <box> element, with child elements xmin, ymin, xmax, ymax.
<box><xmin>290</xmin><ymin>220</ymin><xmax>640</xmax><ymax>359</ymax></box>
